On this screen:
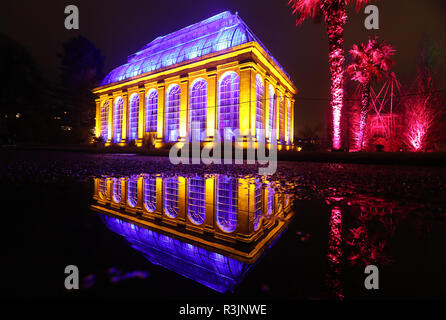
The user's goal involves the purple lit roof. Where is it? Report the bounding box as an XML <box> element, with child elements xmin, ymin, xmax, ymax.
<box><xmin>101</xmin><ymin>11</ymin><xmax>290</xmax><ymax>86</ymax></box>
<box><xmin>101</xmin><ymin>215</ymin><xmax>251</xmax><ymax>293</ymax></box>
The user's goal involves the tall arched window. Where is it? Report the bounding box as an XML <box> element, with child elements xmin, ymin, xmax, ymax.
<box><xmin>166</xmin><ymin>84</ymin><xmax>180</xmax><ymax>142</ymax></box>
<box><xmin>216</xmin><ymin>175</ymin><xmax>238</xmax><ymax>233</ymax></box>
<box><xmin>164</xmin><ymin>177</ymin><xmax>179</xmax><ymax>218</ymax></box>
<box><xmin>128</xmin><ymin>93</ymin><xmax>139</xmax><ymax>141</ymax></box>
<box><xmin>279</xmin><ymin>95</ymin><xmax>284</xmax><ymax>142</ymax></box>
<box><xmin>100</xmin><ymin>101</ymin><xmax>109</xmax><ymax>141</ymax></box>
<box><xmin>268</xmin><ymin>85</ymin><xmax>275</xmax><ymax>142</ymax></box>
<box><xmin>218</xmin><ymin>72</ymin><xmax>239</xmax><ymax>141</ymax></box>
<box><xmin>99</xmin><ymin>179</ymin><xmax>108</xmax><ymax>199</ymax></box>
<box><xmin>144</xmin><ymin>176</ymin><xmax>156</xmax><ymax>212</ymax></box>
<box><xmin>145</xmin><ymin>89</ymin><xmax>158</xmax><ymax>133</ymax></box>
<box><xmin>287</xmin><ymin>100</ymin><xmax>291</xmax><ymax>144</ymax></box>
<box><xmin>253</xmin><ymin>181</ymin><xmax>263</xmax><ymax>231</ymax></box>
<box><xmin>112</xmin><ymin>178</ymin><xmax>121</xmax><ymax>203</ymax></box>
<box><xmin>189</xmin><ymin>79</ymin><xmax>207</xmax><ymax>142</ymax></box>
<box><xmin>188</xmin><ymin>177</ymin><xmax>206</xmax><ymax>225</ymax></box>
<box><xmin>267</xmin><ymin>187</ymin><xmax>275</xmax><ymax>216</ymax></box>
<box><xmin>114</xmin><ymin>97</ymin><xmax>123</xmax><ymax>143</ymax></box>
<box><xmin>127</xmin><ymin>177</ymin><xmax>138</xmax><ymax>208</ymax></box>
<box><xmin>255</xmin><ymin>75</ymin><xmax>264</xmax><ymax>141</ymax></box>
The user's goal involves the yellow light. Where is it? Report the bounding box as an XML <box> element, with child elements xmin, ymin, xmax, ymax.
<box><xmin>93</xmin><ymin>42</ymin><xmax>297</xmax><ymax>96</ymax></box>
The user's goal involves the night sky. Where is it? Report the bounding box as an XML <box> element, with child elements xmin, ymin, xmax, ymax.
<box><xmin>2</xmin><ymin>0</ymin><xmax>446</xmax><ymax>136</ymax></box>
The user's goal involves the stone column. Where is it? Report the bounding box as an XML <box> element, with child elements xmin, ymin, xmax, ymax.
<box><xmin>156</xmin><ymin>83</ymin><xmax>165</xmax><ymax>143</ymax></box>
<box><xmin>108</xmin><ymin>95</ymin><xmax>114</xmax><ymax>143</ymax></box>
<box><xmin>206</xmin><ymin>71</ymin><xmax>217</xmax><ymax>140</ymax></box>
<box><xmin>122</xmin><ymin>92</ymin><xmax>129</xmax><ymax>142</ymax></box>
<box><xmin>138</xmin><ymin>88</ymin><xmax>145</xmax><ymax>146</ymax></box>
<box><xmin>236</xmin><ymin>178</ymin><xmax>251</xmax><ymax>237</ymax></box>
<box><xmin>204</xmin><ymin>176</ymin><xmax>215</xmax><ymax>231</ymax></box>
<box><xmin>264</xmin><ymin>78</ymin><xmax>271</xmax><ymax>143</ymax></box>
<box><xmin>177</xmin><ymin>176</ymin><xmax>187</xmax><ymax>223</ymax></box>
<box><xmin>179</xmin><ymin>78</ymin><xmax>189</xmax><ymax>141</ymax></box>
<box><xmin>275</xmin><ymin>87</ymin><xmax>280</xmax><ymax>143</ymax></box>
<box><xmin>239</xmin><ymin>66</ymin><xmax>254</xmax><ymax>137</ymax></box>
<box><xmin>136</xmin><ymin>176</ymin><xmax>144</xmax><ymax>212</ymax></box>
<box><xmin>155</xmin><ymin>177</ymin><xmax>163</xmax><ymax>217</ymax></box>
<box><xmin>291</xmin><ymin>98</ymin><xmax>295</xmax><ymax>145</ymax></box>
<box><xmin>95</xmin><ymin>98</ymin><xmax>101</xmax><ymax>138</ymax></box>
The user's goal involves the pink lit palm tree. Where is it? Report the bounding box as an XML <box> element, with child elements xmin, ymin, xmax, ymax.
<box><xmin>347</xmin><ymin>37</ymin><xmax>396</xmax><ymax>150</ymax></box>
<box><xmin>289</xmin><ymin>0</ymin><xmax>374</xmax><ymax>150</ymax></box>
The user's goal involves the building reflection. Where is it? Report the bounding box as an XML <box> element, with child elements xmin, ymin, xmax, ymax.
<box><xmin>91</xmin><ymin>174</ymin><xmax>294</xmax><ymax>293</ymax></box>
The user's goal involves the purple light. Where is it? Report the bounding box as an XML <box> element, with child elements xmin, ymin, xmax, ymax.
<box><xmin>189</xmin><ymin>79</ymin><xmax>207</xmax><ymax>142</ymax></box>
<box><xmin>128</xmin><ymin>93</ymin><xmax>139</xmax><ymax>141</ymax></box>
<box><xmin>101</xmin><ymin>11</ymin><xmax>290</xmax><ymax>86</ymax></box>
<box><xmin>216</xmin><ymin>175</ymin><xmax>238</xmax><ymax>233</ymax></box>
<box><xmin>165</xmin><ymin>84</ymin><xmax>180</xmax><ymax>142</ymax></box>
<box><xmin>113</xmin><ymin>97</ymin><xmax>123</xmax><ymax>143</ymax></box>
<box><xmin>218</xmin><ymin>72</ymin><xmax>240</xmax><ymax>141</ymax></box>
<box><xmin>145</xmin><ymin>89</ymin><xmax>158</xmax><ymax>133</ymax></box>
<box><xmin>101</xmin><ymin>215</ymin><xmax>250</xmax><ymax>293</ymax></box>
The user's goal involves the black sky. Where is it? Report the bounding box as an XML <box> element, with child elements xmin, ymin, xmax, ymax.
<box><xmin>2</xmin><ymin>0</ymin><xmax>446</xmax><ymax>135</ymax></box>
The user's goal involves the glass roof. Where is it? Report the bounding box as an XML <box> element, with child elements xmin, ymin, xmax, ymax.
<box><xmin>101</xmin><ymin>11</ymin><xmax>289</xmax><ymax>86</ymax></box>
<box><xmin>101</xmin><ymin>215</ymin><xmax>250</xmax><ymax>293</ymax></box>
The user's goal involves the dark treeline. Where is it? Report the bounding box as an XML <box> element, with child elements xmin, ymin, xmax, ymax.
<box><xmin>0</xmin><ymin>34</ymin><xmax>104</xmax><ymax>145</ymax></box>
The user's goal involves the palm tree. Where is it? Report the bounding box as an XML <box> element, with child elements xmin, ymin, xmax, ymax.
<box><xmin>289</xmin><ymin>0</ymin><xmax>374</xmax><ymax>150</ymax></box>
<box><xmin>347</xmin><ymin>37</ymin><xmax>396</xmax><ymax>150</ymax></box>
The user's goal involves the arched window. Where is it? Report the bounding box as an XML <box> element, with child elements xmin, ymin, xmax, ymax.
<box><xmin>127</xmin><ymin>177</ymin><xmax>138</xmax><ymax>208</ymax></box>
<box><xmin>279</xmin><ymin>95</ymin><xmax>284</xmax><ymax>142</ymax></box>
<box><xmin>287</xmin><ymin>100</ymin><xmax>291</xmax><ymax>144</ymax></box>
<box><xmin>100</xmin><ymin>101</ymin><xmax>109</xmax><ymax>141</ymax></box>
<box><xmin>114</xmin><ymin>97</ymin><xmax>123</xmax><ymax>143</ymax></box>
<box><xmin>216</xmin><ymin>176</ymin><xmax>238</xmax><ymax>233</ymax></box>
<box><xmin>218</xmin><ymin>72</ymin><xmax>239</xmax><ymax>141</ymax></box>
<box><xmin>164</xmin><ymin>177</ymin><xmax>179</xmax><ymax>218</ymax></box>
<box><xmin>166</xmin><ymin>84</ymin><xmax>180</xmax><ymax>142</ymax></box>
<box><xmin>253</xmin><ymin>180</ymin><xmax>263</xmax><ymax>231</ymax></box>
<box><xmin>144</xmin><ymin>176</ymin><xmax>156</xmax><ymax>212</ymax></box>
<box><xmin>189</xmin><ymin>79</ymin><xmax>207</xmax><ymax>142</ymax></box>
<box><xmin>188</xmin><ymin>177</ymin><xmax>206</xmax><ymax>225</ymax></box>
<box><xmin>267</xmin><ymin>187</ymin><xmax>275</xmax><ymax>216</ymax></box>
<box><xmin>268</xmin><ymin>85</ymin><xmax>275</xmax><ymax>142</ymax></box>
<box><xmin>112</xmin><ymin>178</ymin><xmax>121</xmax><ymax>203</ymax></box>
<box><xmin>145</xmin><ymin>89</ymin><xmax>158</xmax><ymax>133</ymax></box>
<box><xmin>128</xmin><ymin>93</ymin><xmax>139</xmax><ymax>141</ymax></box>
<box><xmin>255</xmin><ymin>75</ymin><xmax>265</xmax><ymax>141</ymax></box>
<box><xmin>99</xmin><ymin>179</ymin><xmax>107</xmax><ymax>199</ymax></box>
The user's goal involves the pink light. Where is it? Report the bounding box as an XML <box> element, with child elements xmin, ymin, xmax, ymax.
<box><xmin>327</xmin><ymin>22</ymin><xmax>346</xmax><ymax>151</ymax></box>
<box><xmin>405</xmin><ymin>95</ymin><xmax>436</xmax><ymax>152</ymax></box>
<box><xmin>407</xmin><ymin>115</ymin><xmax>429</xmax><ymax>151</ymax></box>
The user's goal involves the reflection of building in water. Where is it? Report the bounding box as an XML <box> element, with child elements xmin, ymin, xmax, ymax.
<box><xmin>91</xmin><ymin>174</ymin><xmax>294</xmax><ymax>292</ymax></box>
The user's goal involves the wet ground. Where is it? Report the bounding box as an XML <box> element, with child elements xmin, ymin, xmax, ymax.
<box><xmin>1</xmin><ymin>149</ymin><xmax>445</xmax><ymax>299</ymax></box>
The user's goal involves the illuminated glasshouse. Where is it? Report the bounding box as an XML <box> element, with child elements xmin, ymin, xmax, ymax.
<box><xmin>93</xmin><ymin>11</ymin><xmax>297</xmax><ymax>148</ymax></box>
<box><xmin>91</xmin><ymin>174</ymin><xmax>294</xmax><ymax>292</ymax></box>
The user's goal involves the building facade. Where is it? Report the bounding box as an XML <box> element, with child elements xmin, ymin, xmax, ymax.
<box><xmin>93</xmin><ymin>11</ymin><xmax>297</xmax><ymax>148</ymax></box>
<box><xmin>91</xmin><ymin>174</ymin><xmax>294</xmax><ymax>292</ymax></box>
<box><xmin>91</xmin><ymin>174</ymin><xmax>293</xmax><ymax>263</ymax></box>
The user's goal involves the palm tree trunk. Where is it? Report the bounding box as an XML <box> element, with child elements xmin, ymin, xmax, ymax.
<box><xmin>321</xmin><ymin>0</ymin><xmax>347</xmax><ymax>150</ymax></box>
<box><xmin>357</xmin><ymin>82</ymin><xmax>371</xmax><ymax>151</ymax></box>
